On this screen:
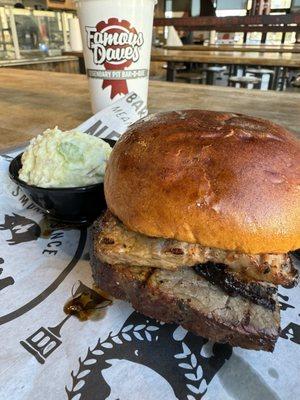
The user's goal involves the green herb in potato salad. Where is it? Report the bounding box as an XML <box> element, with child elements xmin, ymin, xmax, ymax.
<box><xmin>19</xmin><ymin>128</ymin><xmax>112</xmax><ymax>188</ymax></box>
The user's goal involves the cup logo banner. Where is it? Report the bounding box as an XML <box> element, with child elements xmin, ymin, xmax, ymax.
<box><xmin>86</xmin><ymin>18</ymin><xmax>145</xmax><ymax>99</ymax></box>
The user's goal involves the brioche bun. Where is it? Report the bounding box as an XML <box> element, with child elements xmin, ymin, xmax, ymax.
<box><xmin>104</xmin><ymin>110</ymin><xmax>300</xmax><ymax>254</ymax></box>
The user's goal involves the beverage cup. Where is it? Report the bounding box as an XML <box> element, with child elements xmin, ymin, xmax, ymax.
<box><xmin>76</xmin><ymin>0</ymin><xmax>157</xmax><ymax>113</ymax></box>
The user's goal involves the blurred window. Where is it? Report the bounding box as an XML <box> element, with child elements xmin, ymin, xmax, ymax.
<box><xmin>3</xmin><ymin>8</ymin><xmax>65</xmax><ymax>59</ymax></box>
<box><xmin>271</xmin><ymin>0</ymin><xmax>292</xmax><ymax>8</ymax></box>
<box><xmin>246</xmin><ymin>32</ymin><xmax>263</xmax><ymax>44</ymax></box>
<box><xmin>0</xmin><ymin>7</ymin><xmax>15</xmax><ymax>59</ymax></box>
<box><xmin>268</xmin><ymin>1</ymin><xmax>295</xmax><ymax>44</ymax></box>
<box><xmin>215</xmin><ymin>1</ymin><xmax>247</xmax><ymax>43</ymax></box>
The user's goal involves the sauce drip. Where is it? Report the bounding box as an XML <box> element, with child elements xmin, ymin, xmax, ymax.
<box><xmin>39</xmin><ymin>216</ymin><xmax>84</xmax><ymax>238</ymax></box>
<box><xmin>64</xmin><ymin>285</ymin><xmax>112</xmax><ymax>321</ymax></box>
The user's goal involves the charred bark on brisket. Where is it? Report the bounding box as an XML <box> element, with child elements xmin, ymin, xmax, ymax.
<box><xmin>194</xmin><ymin>262</ymin><xmax>277</xmax><ymax>311</ymax></box>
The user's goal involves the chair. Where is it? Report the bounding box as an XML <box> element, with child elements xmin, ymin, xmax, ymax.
<box><xmin>176</xmin><ymin>71</ymin><xmax>204</xmax><ymax>84</ymax></box>
<box><xmin>200</xmin><ymin>66</ymin><xmax>228</xmax><ymax>85</ymax></box>
<box><xmin>246</xmin><ymin>68</ymin><xmax>275</xmax><ymax>90</ymax></box>
<box><xmin>162</xmin><ymin>63</ymin><xmax>187</xmax><ymax>82</ymax></box>
<box><xmin>228</xmin><ymin>76</ymin><xmax>262</xmax><ymax>89</ymax></box>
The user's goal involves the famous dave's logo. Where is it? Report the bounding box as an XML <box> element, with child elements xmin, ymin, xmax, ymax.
<box><xmin>86</xmin><ymin>18</ymin><xmax>144</xmax><ymax>99</ymax></box>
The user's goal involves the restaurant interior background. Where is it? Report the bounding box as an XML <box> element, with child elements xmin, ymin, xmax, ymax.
<box><xmin>0</xmin><ymin>0</ymin><xmax>299</xmax><ymax>89</ymax></box>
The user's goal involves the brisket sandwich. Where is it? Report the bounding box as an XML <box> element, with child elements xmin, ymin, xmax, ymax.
<box><xmin>91</xmin><ymin>110</ymin><xmax>300</xmax><ymax>351</ymax></box>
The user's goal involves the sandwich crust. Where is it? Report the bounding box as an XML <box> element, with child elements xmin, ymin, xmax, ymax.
<box><xmin>105</xmin><ymin>110</ymin><xmax>300</xmax><ymax>254</ymax></box>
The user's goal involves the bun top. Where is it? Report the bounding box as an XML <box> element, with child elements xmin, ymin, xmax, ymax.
<box><xmin>104</xmin><ymin>110</ymin><xmax>300</xmax><ymax>254</ymax></box>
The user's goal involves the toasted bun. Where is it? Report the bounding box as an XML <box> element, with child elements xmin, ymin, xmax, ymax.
<box><xmin>104</xmin><ymin>110</ymin><xmax>300</xmax><ymax>254</ymax></box>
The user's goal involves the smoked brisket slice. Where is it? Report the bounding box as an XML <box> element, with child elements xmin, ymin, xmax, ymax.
<box><xmin>194</xmin><ymin>262</ymin><xmax>277</xmax><ymax>311</ymax></box>
<box><xmin>91</xmin><ymin>222</ymin><xmax>280</xmax><ymax>351</ymax></box>
<box><xmin>91</xmin><ymin>257</ymin><xmax>280</xmax><ymax>352</ymax></box>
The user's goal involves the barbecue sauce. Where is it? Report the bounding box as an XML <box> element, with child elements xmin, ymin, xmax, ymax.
<box><xmin>64</xmin><ymin>286</ymin><xmax>112</xmax><ymax>321</ymax></box>
<box><xmin>39</xmin><ymin>216</ymin><xmax>86</xmax><ymax>238</ymax></box>
<box><xmin>39</xmin><ymin>217</ymin><xmax>53</xmax><ymax>238</ymax></box>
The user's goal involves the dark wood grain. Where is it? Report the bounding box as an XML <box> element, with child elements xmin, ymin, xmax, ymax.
<box><xmin>154</xmin><ymin>14</ymin><xmax>300</xmax><ymax>27</ymax></box>
<box><xmin>164</xmin><ymin>44</ymin><xmax>300</xmax><ymax>53</ymax></box>
<box><xmin>154</xmin><ymin>14</ymin><xmax>300</xmax><ymax>32</ymax></box>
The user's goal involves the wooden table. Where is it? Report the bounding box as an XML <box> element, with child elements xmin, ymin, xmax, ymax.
<box><xmin>64</xmin><ymin>49</ymin><xmax>300</xmax><ymax>88</ymax></box>
<box><xmin>164</xmin><ymin>44</ymin><xmax>300</xmax><ymax>53</ymax></box>
<box><xmin>0</xmin><ymin>56</ymin><xmax>80</xmax><ymax>75</ymax></box>
<box><xmin>152</xmin><ymin>49</ymin><xmax>300</xmax><ymax>88</ymax></box>
<box><xmin>152</xmin><ymin>49</ymin><xmax>300</xmax><ymax>67</ymax></box>
<box><xmin>65</xmin><ymin>49</ymin><xmax>300</xmax><ymax>68</ymax></box>
<box><xmin>0</xmin><ymin>68</ymin><xmax>299</xmax><ymax>151</ymax></box>
<box><xmin>0</xmin><ymin>55</ymin><xmax>79</xmax><ymax>68</ymax></box>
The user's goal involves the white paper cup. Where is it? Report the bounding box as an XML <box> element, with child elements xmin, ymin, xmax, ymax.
<box><xmin>77</xmin><ymin>0</ymin><xmax>157</xmax><ymax>113</ymax></box>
